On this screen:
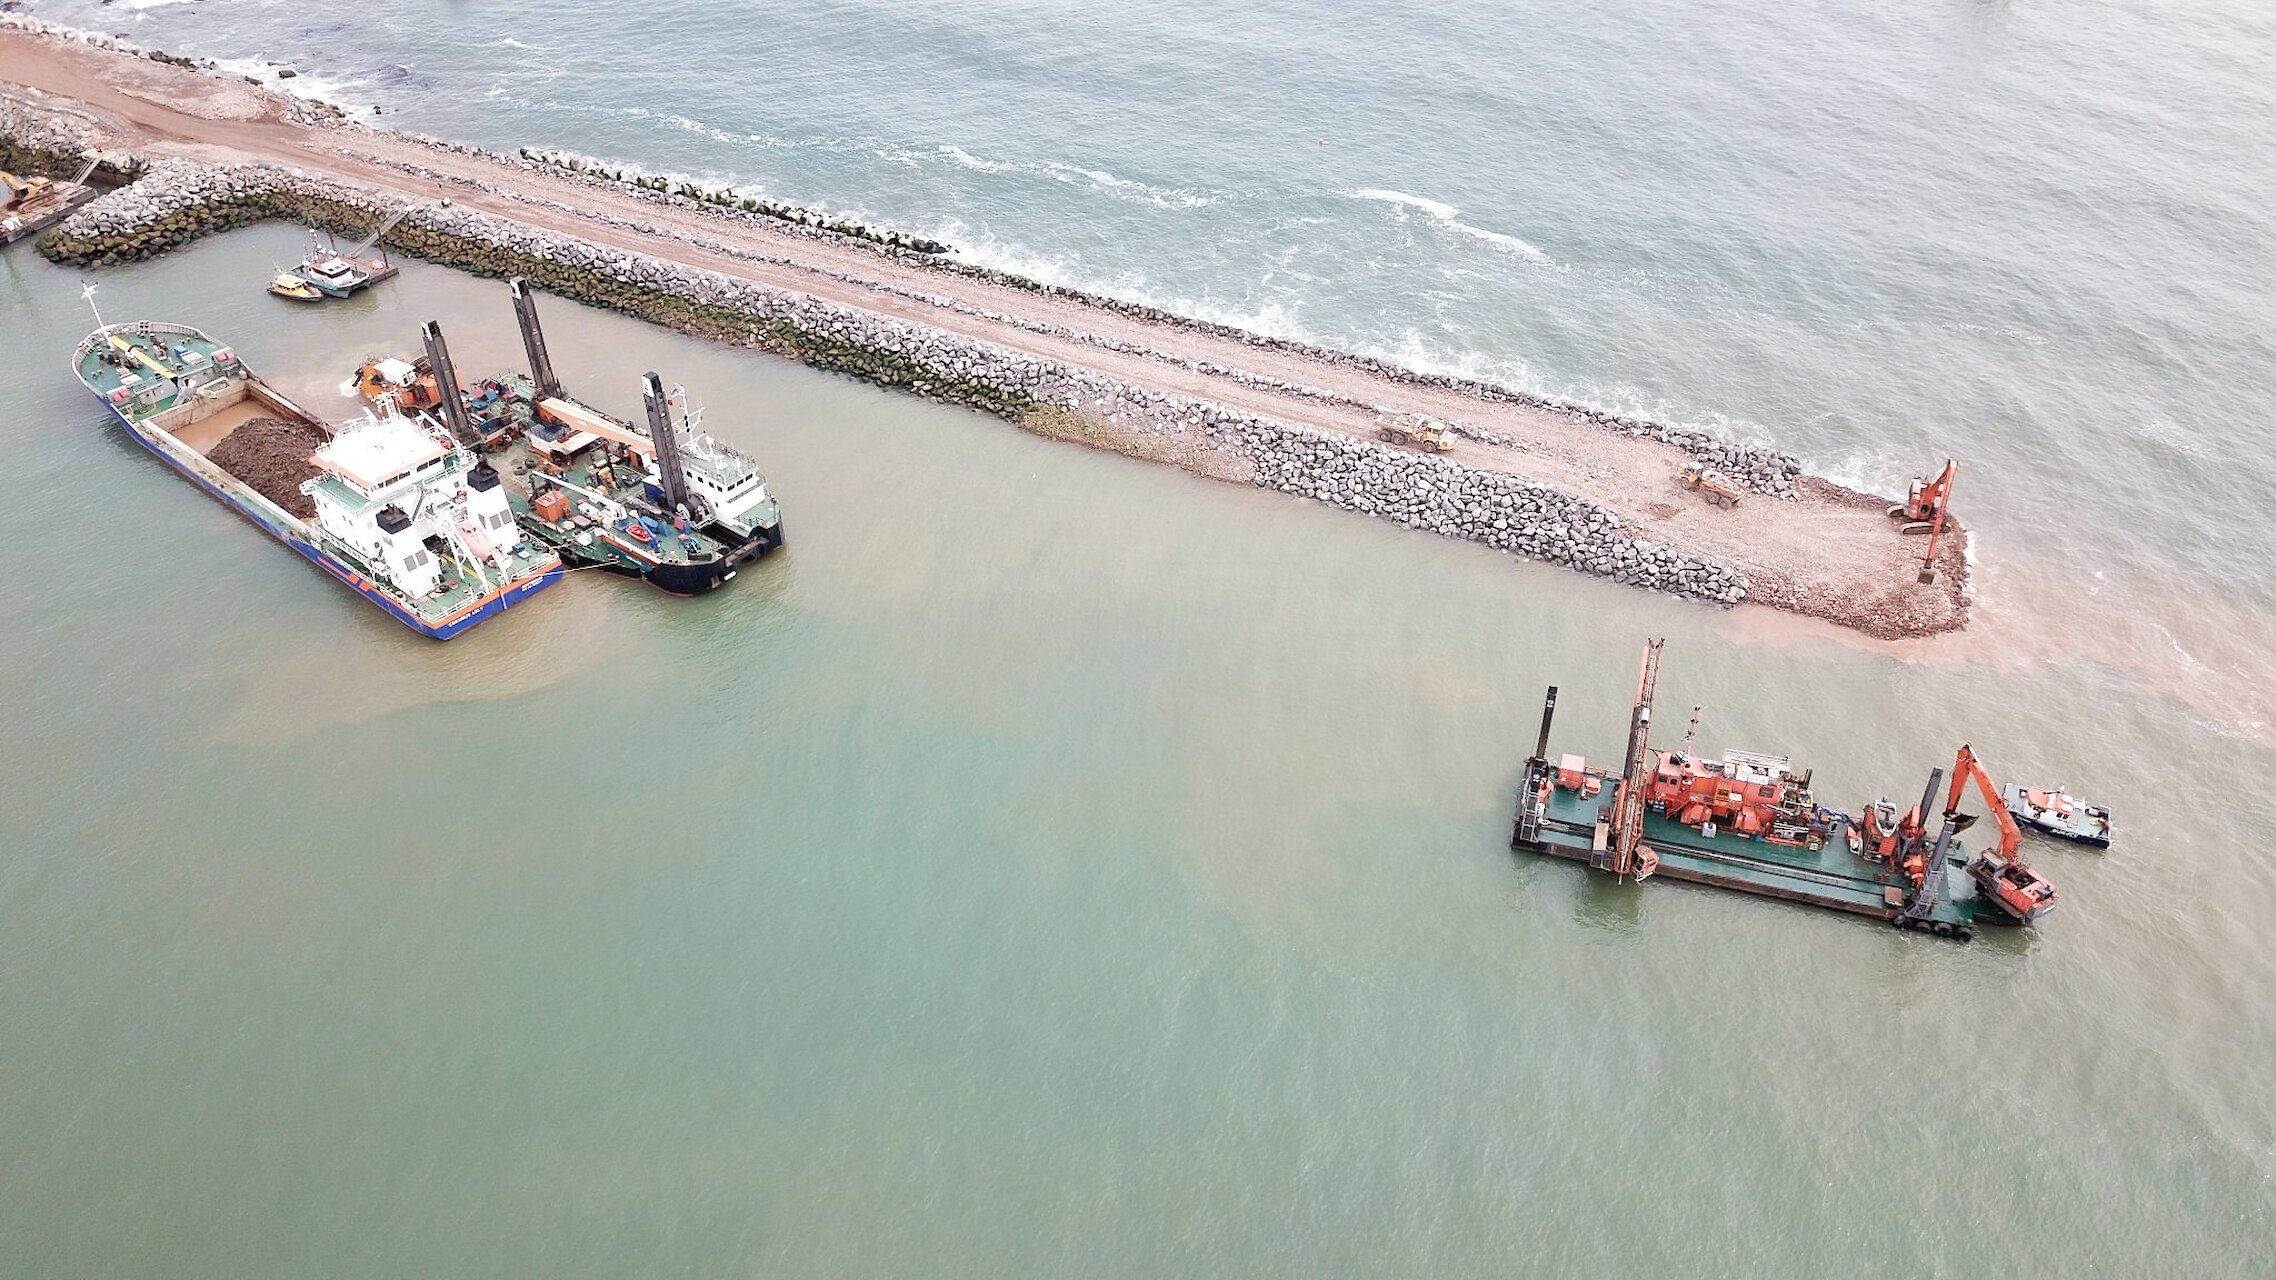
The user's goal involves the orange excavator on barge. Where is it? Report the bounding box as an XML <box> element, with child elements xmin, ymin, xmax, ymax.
<box><xmin>1511</xmin><ymin>640</ymin><xmax>2058</xmax><ymax>939</ymax></box>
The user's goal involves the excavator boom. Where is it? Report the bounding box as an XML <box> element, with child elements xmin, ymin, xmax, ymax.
<box><xmin>1948</xmin><ymin>743</ymin><xmax>2057</xmax><ymax>924</ymax></box>
<box><xmin>1946</xmin><ymin>744</ymin><xmax>2022</xmax><ymax>860</ymax></box>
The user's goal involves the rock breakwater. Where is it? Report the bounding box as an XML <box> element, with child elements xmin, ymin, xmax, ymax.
<box><xmin>14</xmin><ymin>118</ymin><xmax>1749</xmax><ymax>605</ymax></box>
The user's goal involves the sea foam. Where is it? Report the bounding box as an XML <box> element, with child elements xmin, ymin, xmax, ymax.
<box><xmin>1353</xmin><ymin>187</ymin><xmax>1548</xmax><ymax>261</ymax></box>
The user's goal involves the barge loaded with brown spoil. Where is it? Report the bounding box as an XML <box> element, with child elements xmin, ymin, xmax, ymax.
<box><xmin>72</xmin><ymin>292</ymin><xmax>562</xmax><ymax>637</ymax></box>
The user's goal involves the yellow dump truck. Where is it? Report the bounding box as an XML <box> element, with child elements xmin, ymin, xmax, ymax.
<box><xmin>1376</xmin><ymin>415</ymin><xmax>1456</xmax><ymax>453</ymax></box>
<box><xmin>1678</xmin><ymin>462</ymin><xmax>1744</xmax><ymax>508</ymax></box>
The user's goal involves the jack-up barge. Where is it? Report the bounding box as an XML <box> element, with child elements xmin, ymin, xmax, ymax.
<box><xmin>1511</xmin><ymin>641</ymin><xmax>2058</xmax><ymax>940</ymax></box>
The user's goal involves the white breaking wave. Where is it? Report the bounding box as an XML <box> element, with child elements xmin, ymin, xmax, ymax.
<box><xmin>2137</xmin><ymin>418</ymin><xmax>2210</xmax><ymax>459</ymax></box>
<box><xmin>925</xmin><ymin>143</ymin><xmax>1229</xmax><ymax>209</ymax></box>
<box><xmin>1353</xmin><ymin>187</ymin><xmax>1548</xmax><ymax>261</ymax></box>
<box><xmin>501</xmin><ymin>98</ymin><xmax>793</xmax><ymax>150</ymax></box>
<box><xmin>207</xmin><ymin>56</ymin><xmax>372</xmax><ymax>109</ymax></box>
<box><xmin>1035</xmin><ymin>161</ymin><xmax>1222</xmax><ymax>209</ymax></box>
<box><xmin>1354</xmin><ymin>187</ymin><xmax>1459</xmax><ymax>220</ymax></box>
<box><xmin>937</xmin><ymin>145</ymin><xmax>1017</xmax><ymax>175</ymax></box>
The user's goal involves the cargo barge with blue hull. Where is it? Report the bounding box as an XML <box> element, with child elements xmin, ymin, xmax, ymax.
<box><xmin>74</xmin><ymin>304</ymin><xmax>563</xmax><ymax>639</ymax></box>
<box><xmin>1510</xmin><ymin>641</ymin><xmax>2059</xmax><ymax>940</ymax></box>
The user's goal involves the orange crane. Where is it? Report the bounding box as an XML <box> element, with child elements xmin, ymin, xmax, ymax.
<box><xmin>1947</xmin><ymin>744</ymin><xmax>2059</xmax><ymax>924</ymax></box>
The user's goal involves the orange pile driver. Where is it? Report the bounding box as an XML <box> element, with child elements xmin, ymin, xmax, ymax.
<box><xmin>1598</xmin><ymin>640</ymin><xmax>1664</xmax><ymax>881</ymax></box>
<box><xmin>1853</xmin><ymin>771</ymin><xmax>1943</xmax><ymax>900</ymax></box>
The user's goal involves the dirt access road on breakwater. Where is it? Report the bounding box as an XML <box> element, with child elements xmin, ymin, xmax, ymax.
<box><xmin>0</xmin><ymin>27</ymin><xmax>1968</xmax><ymax>638</ymax></box>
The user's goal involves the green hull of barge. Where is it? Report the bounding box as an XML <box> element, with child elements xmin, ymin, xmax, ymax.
<box><xmin>1515</xmin><ymin>771</ymin><xmax>1997</xmax><ymax>933</ymax></box>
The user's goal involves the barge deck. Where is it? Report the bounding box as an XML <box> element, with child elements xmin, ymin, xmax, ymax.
<box><xmin>1507</xmin><ymin>642</ymin><xmax>2053</xmax><ymax>941</ymax></box>
<box><xmin>1517</xmin><ymin>773</ymin><xmax>1994</xmax><ymax>933</ymax></box>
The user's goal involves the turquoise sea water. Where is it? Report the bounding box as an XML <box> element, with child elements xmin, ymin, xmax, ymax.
<box><xmin>6</xmin><ymin>2</ymin><xmax>2276</xmax><ymax>1274</ymax></box>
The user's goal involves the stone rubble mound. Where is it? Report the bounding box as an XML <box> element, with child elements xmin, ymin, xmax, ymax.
<box><xmin>26</xmin><ymin>136</ymin><xmax>1752</xmax><ymax>606</ymax></box>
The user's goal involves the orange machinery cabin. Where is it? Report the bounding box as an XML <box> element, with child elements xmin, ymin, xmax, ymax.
<box><xmin>529</xmin><ymin>488</ymin><xmax>572</xmax><ymax>524</ymax></box>
<box><xmin>1641</xmin><ymin>749</ymin><xmax>1824</xmax><ymax>845</ymax></box>
<box><xmin>353</xmin><ymin>358</ymin><xmax>443</xmax><ymax>414</ymax></box>
<box><xmin>1554</xmin><ymin>754</ymin><xmax>1599</xmax><ymax>795</ymax></box>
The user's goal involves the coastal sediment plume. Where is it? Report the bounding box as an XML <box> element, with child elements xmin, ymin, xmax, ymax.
<box><xmin>0</xmin><ymin>17</ymin><xmax>1969</xmax><ymax>639</ymax></box>
<box><xmin>205</xmin><ymin>415</ymin><xmax>327</xmax><ymax>520</ymax></box>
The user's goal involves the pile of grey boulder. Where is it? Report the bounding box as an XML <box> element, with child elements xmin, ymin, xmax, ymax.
<box><xmin>29</xmin><ymin>145</ymin><xmax>1752</xmax><ymax>606</ymax></box>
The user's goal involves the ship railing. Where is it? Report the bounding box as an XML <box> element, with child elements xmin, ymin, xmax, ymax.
<box><xmin>1513</xmin><ymin>760</ymin><xmax>1547</xmax><ymax>845</ymax></box>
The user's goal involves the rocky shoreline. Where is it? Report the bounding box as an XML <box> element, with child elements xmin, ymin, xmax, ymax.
<box><xmin>421</xmin><ymin>126</ymin><xmax>1805</xmax><ymax>499</ymax></box>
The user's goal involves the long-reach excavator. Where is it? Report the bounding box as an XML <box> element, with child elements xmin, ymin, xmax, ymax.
<box><xmin>1948</xmin><ymin>744</ymin><xmax>2059</xmax><ymax>924</ymax></box>
<box><xmin>1891</xmin><ymin>459</ymin><xmax>1957</xmax><ymax>584</ymax></box>
<box><xmin>1892</xmin><ymin>459</ymin><xmax>1956</xmax><ymax>532</ymax></box>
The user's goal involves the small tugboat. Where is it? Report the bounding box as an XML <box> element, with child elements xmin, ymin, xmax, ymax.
<box><xmin>74</xmin><ymin>289</ymin><xmax>561</xmax><ymax>638</ymax></box>
<box><xmin>290</xmin><ymin>236</ymin><xmax>396</xmax><ymax>298</ymax></box>
<box><xmin>267</xmin><ymin>270</ymin><xmax>325</xmax><ymax>302</ymax></box>
<box><xmin>2002</xmin><ymin>784</ymin><xmax>2113</xmax><ymax>849</ymax></box>
<box><xmin>1511</xmin><ymin>641</ymin><xmax>2059</xmax><ymax>938</ymax></box>
<box><xmin>269</xmin><ymin>200</ymin><xmax>433</xmax><ymax>302</ymax></box>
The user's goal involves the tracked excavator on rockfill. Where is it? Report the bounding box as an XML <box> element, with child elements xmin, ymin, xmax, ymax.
<box><xmin>1891</xmin><ymin>458</ymin><xmax>1958</xmax><ymax>584</ymax></box>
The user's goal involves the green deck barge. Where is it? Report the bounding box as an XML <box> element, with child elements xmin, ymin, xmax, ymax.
<box><xmin>1514</xmin><ymin>763</ymin><xmax>1995</xmax><ymax>936</ymax></box>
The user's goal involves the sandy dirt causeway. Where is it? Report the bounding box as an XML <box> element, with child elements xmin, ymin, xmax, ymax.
<box><xmin>0</xmin><ymin>26</ymin><xmax>1968</xmax><ymax>639</ymax></box>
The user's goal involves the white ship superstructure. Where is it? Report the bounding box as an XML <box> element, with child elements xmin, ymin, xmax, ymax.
<box><xmin>305</xmin><ymin>408</ymin><xmax>549</xmax><ymax>601</ymax></box>
<box><xmin>644</xmin><ymin>384</ymin><xmax>780</xmax><ymax>539</ymax></box>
